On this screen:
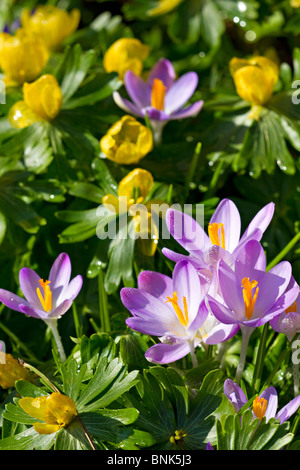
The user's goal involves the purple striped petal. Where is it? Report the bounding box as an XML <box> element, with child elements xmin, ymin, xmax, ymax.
<box><xmin>137</xmin><ymin>270</ymin><xmax>173</xmax><ymax>300</ymax></box>
<box><xmin>49</xmin><ymin>253</ymin><xmax>71</xmax><ymax>305</ymax></box>
<box><xmin>19</xmin><ymin>267</ymin><xmax>42</xmax><ymax>309</ymax></box>
<box><xmin>217</xmin><ymin>260</ymin><xmax>244</xmax><ymax>319</ymax></box>
<box><xmin>146</xmin><ymin>107</ymin><xmax>170</xmax><ymax>121</ymax></box>
<box><xmin>0</xmin><ymin>289</ymin><xmax>30</xmax><ymax>313</ymax></box>
<box><xmin>276</xmin><ymin>396</ymin><xmax>300</xmax><ymax>424</ymax></box>
<box><xmin>240</xmin><ymin>202</ymin><xmax>275</xmax><ymax>243</ymax></box>
<box><xmin>259</xmin><ymin>387</ymin><xmax>278</xmax><ymax>422</ymax></box>
<box><xmin>204</xmin><ymin>322</ymin><xmax>239</xmax><ymax>345</ymax></box>
<box><xmin>19</xmin><ymin>304</ymin><xmax>49</xmax><ymax>320</ymax></box>
<box><xmin>124</xmin><ymin>70</ymin><xmax>151</xmax><ymax>108</ymax></box>
<box><xmin>166</xmin><ymin>208</ymin><xmax>209</xmax><ymax>253</ymax></box>
<box><xmin>173</xmin><ymin>260</ymin><xmax>203</xmax><ymax>324</ymax></box>
<box><xmin>112</xmin><ymin>92</ymin><xmax>144</xmax><ymax>117</ymax></box>
<box><xmin>210</xmin><ymin>199</ymin><xmax>241</xmax><ymax>253</ymax></box>
<box><xmin>169</xmin><ymin>100</ymin><xmax>204</xmax><ymax>120</ymax></box>
<box><xmin>57</xmin><ymin>275</ymin><xmax>83</xmax><ymax>304</ymax></box>
<box><xmin>48</xmin><ymin>299</ymin><xmax>73</xmax><ymax>319</ymax></box>
<box><xmin>224</xmin><ymin>379</ymin><xmax>247</xmax><ymax>413</ymax></box>
<box><xmin>145</xmin><ymin>341</ymin><xmax>191</xmax><ymax>364</ymax></box>
<box><xmin>207</xmin><ymin>295</ymin><xmax>239</xmax><ymax>325</ymax></box>
<box><xmin>164</xmin><ymin>72</ymin><xmax>199</xmax><ymax>114</ymax></box>
<box><xmin>235</xmin><ymin>239</ymin><xmax>266</xmax><ymax>272</ymax></box>
<box><xmin>147</xmin><ymin>58</ymin><xmax>176</xmax><ymax>89</ymax></box>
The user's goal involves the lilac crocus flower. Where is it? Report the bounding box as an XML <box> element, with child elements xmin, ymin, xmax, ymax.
<box><xmin>0</xmin><ymin>253</ymin><xmax>83</xmax><ymax>361</ymax></box>
<box><xmin>162</xmin><ymin>199</ymin><xmax>275</xmax><ymax>291</ymax></box>
<box><xmin>207</xmin><ymin>239</ymin><xmax>299</xmax><ymax>381</ymax></box>
<box><xmin>113</xmin><ymin>58</ymin><xmax>204</xmax><ymax>143</ymax></box>
<box><xmin>121</xmin><ymin>260</ymin><xmax>237</xmax><ymax>366</ymax></box>
<box><xmin>224</xmin><ymin>379</ymin><xmax>300</xmax><ymax>424</ymax></box>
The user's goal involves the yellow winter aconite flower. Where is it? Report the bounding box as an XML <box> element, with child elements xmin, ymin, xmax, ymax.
<box><xmin>103</xmin><ymin>38</ymin><xmax>150</xmax><ymax>81</ymax></box>
<box><xmin>21</xmin><ymin>6</ymin><xmax>80</xmax><ymax>51</ymax></box>
<box><xmin>0</xmin><ymin>353</ymin><xmax>33</xmax><ymax>389</ymax></box>
<box><xmin>102</xmin><ymin>168</ymin><xmax>166</xmax><ymax>256</ymax></box>
<box><xmin>230</xmin><ymin>56</ymin><xmax>279</xmax><ymax>120</ymax></box>
<box><xmin>19</xmin><ymin>392</ymin><xmax>77</xmax><ymax>434</ymax></box>
<box><xmin>8</xmin><ymin>74</ymin><xmax>63</xmax><ymax>129</ymax></box>
<box><xmin>147</xmin><ymin>0</ymin><xmax>183</xmax><ymax>17</ymax></box>
<box><xmin>0</xmin><ymin>28</ymin><xmax>49</xmax><ymax>87</ymax></box>
<box><xmin>100</xmin><ymin>115</ymin><xmax>153</xmax><ymax>165</ymax></box>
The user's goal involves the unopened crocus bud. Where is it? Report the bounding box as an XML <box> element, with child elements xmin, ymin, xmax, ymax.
<box><xmin>8</xmin><ymin>74</ymin><xmax>63</xmax><ymax>129</ymax></box>
<box><xmin>21</xmin><ymin>6</ymin><xmax>80</xmax><ymax>51</ymax></box>
<box><xmin>100</xmin><ymin>115</ymin><xmax>153</xmax><ymax>165</ymax></box>
<box><xmin>103</xmin><ymin>38</ymin><xmax>150</xmax><ymax>81</ymax></box>
<box><xmin>0</xmin><ymin>28</ymin><xmax>49</xmax><ymax>86</ymax></box>
<box><xmin>0</xmin><ymin>354</ymin><xmax>33</xmax><ymax>389</ymax></box>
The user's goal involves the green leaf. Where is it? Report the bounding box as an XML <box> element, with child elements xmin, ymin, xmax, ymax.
<box><xmin>0</xmin><ymin>427</ymin><xmax>56</xmax><ymax>450</ymax></box>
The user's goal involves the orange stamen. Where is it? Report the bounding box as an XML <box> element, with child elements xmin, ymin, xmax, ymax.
<box><xmin>37</xmin><ymin>279</ymin><xmax>52</xmax><ymax>313</ymax></box>
<box><xmin>208</xmin><ymin>222</ymin><xmax>225</xmax><ymax>249</ymax></box>
<box><xmin>253</xmin><ymin>396</ymin><xmax>268</xmax><ymax>421</ymax></box>
<box><xmin>166</xmin><ymin>291</ymin><xmax>189</xmax><ymax>327</ymax></box>
<box><xmin>241</xmin><ymin>277</ymin><xmax>259</xmax><ymax>320</ymax></box>
<box><xmin>286</xmin><ymin>301</ymin><xmax>297</xmax><ymax>315</ymax></box>
<box><xmin>151</xmin><ymin>78</ymin><xmax>167</xmax><ymax>111</ymax></box>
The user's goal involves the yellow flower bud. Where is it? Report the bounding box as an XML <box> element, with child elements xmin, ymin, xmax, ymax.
<box><xmin>103</xmin><ymin>38</ymin><xmax>150</xmax><ymax>80</ymax></box>
<box><xmin>147</xmin><ymin>0</ymin><xmax>183</xmax><ymax>17</ymax></box>
<box><xmin>21</xmin><ymin>6</ymin><xmax>80</xmax><ymax>51</ymax></box>
<box><xmin>230</xmin><ymin>56</ymin><xmax>279</xmax><ymax>107</ymax></box>
<box><xmin>0</xmin><ymin>353</ymin><xmax>33</xmax><ymax>389</ymax></box>
<box><xmin>0</xmin><ymin>29</ymin><xmax>49</xmax><ymax>87</ymax></box>
<box><xmin>8</xmin><ymin>74</ymin><xmax>63</xmax><ymax>129</ymax></box>
<box><xmin>19</xmin><ymin>392</ymin><xmax>77</xmax><ymax>434</ymax></box>
<box><xmin>100</xmin><ymin>115</ymin><xmax>153</xmax><ymax>165</ymax></box>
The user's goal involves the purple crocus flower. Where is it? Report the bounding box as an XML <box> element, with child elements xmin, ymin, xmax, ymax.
<box><xmin>162</xmin><ymin>199</ymin><xmax>275</xmax><ymax>289</ymax></box>
<box><xmin>113</xmin><ymin>58</ymin><xmax>204</xmax><ymax>143</ymax></box>
<box><xmin>207</xmin><ymin>239</ymin><xmax>299</xmax><ymax>381</ymax></box>
<box><xmin>121</xmin><ymin>260</ymin><xmax>237</xmax><ymax>366</ymax></box>
<box><xmin>224</xmin><ymin>378</ymin><xmax>300</xmax><ymax>424</ymax></box>
<box><xmin>0</xmin><ymin>253</ymin><xmax>83</xmax><ymax>361</ymax></box>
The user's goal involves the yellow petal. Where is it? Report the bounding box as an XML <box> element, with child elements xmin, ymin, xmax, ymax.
<box><xmin>103</xmin><ymin>38</ymin><xmax>150</xmax><ymax>80</ymax></box>
<box><xmin>118</xmin><ymin>168</ymin><xmax>154</xmax><ymax>204</ymax></box>
<box><xmin>147</xmin><ymin>0</ymin><xmax>183</xmax><ymax>16</ymax></box>
<box><xmin>44</xmin><ymin>392</ymin><xmax>77</xmax><ymax>427</ymax></box>
<box><xmin>102</xmin><ymin>194</ymin><xmax>120</xmax><ymax>213</ymax></box>
<box><xmin>19</xmin><ymin>396</ymin><xmax>48</xmax><ymax>421</ymax></box>
<box><xmin>33</xmin><ymin>423</ymin><xmax>61</xmax><ymax>434</ymax></box>
<box><xmin>0</xmin><ymin>29</ymin><xmax>49</xmax><ymax>86</ymax></box>
<box><xmin>8</xmin><ymin>100</ymin><xmax>40</xmax><ymax>129</ymax></box>
<box><xmin>23</xmin><ymin>74</ymin><xmax>62</xmax><ymax>121</ymax></box>
<box><xmin>0</xmin><ymin>354</ymin><xmax>33</xmax><ymax>389</ymax></box>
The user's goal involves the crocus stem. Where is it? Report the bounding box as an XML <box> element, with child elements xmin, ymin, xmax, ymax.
<box><xmin>189</xmin><ymin>340</ymin><xmax>198</xmax><ymax>368</ymax></box>
<box><xmin>266</xmin><ymin>231</ymin><xmax>300</xmax><ymax>271</ymax></box>
<box><xmin>252</xmin><ymin>323</ymin><xmax>269</xmax><ymax>394</ymax></box>
<box><xmin>150</xmin><ymin>120</ymin><xmax>166</xmax><ymax>146</ymax></box>
<box><xmin>46</xmin><ymin>319</ymin><xmax>66</xmax><ymax>363</ymax></box>
<box><xmin>235</xmin><ymin>326</ymin><xmax>254</xmax><ymax>384</ymax></box>
<box><xmin>98</xmin><ymin>267</ymin><xmax>111</xmax><ymax>332</ymax></box>
<box><xmin>184</xmin><ymin>142</ymin><xmax>202</xmax><ymax>201</ymax></box>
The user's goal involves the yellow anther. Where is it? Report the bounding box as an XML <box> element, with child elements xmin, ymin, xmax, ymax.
<box><xmin>208</xmin><ymin>222</ymin><xmax>225</xmax><ymax>249</ymax></box>
<box><xmin>151</xmin><ymin>78</ymin><xmax>167</xmax><ymax>111</ymax></box>
<box><xmin>253</xmin><ymin>396</ymin><xmax>268</xmax><ymax>421</ymax></box>
<box><xmin>166</xmin><ymin>291</ymin><xmax>189</xmax><ymax>327</ymax></box>
<box><xmin>36</xmin><ymin>279</ymin><xmax>52</xmax><ymax>313</ymax></box>
<box><xmin>241</xmin><ymin>277</ymin><xmax>259</xmax><ymax>320</ymax></box>
<box><xmin>286</xmin><ymin>301</ymin><xmax>297</xmax><ymax>315</ymax></box>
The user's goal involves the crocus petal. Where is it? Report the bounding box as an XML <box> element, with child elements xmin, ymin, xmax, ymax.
<box><xmin>145</xmin><ymin>341</ymin><xmax>191</xmax><ymax>364</ymax></box>
<box><xmin>56</xmin><ymin>275</ymin><xmax>83</xmax><ymax>305</ymax></box>
<box><xmin>48</xmin><ymin>299</ymin><xmax>73</xmax><ymax>319</ymax></box>
<box><xmin>147</xmin><ymin>58</ymin><xmax>176</xmax><ymax>89</ymax></box>
<box><xmin>217</xmin><ymin>260</ymin><xmax>244</xmax><ymax>319</ymax></box>
<box><xmin>169</xmin><ymin>100</ymin><xmax>204</xmax><ymax>120</ymax></box>
<box><xmin>124</xmin><ymin>70</ymin><xmax>151</xmax><ymax>108</ymax></box>
<box><xmin>207</xmin><ymin>295</ymin><xmax>239</xmax><ymax>325</ymax></box>
<box><xmin>145</xmin><ymin>107</ymin><xmax>171</xmax><ymax>121</ymax></box>
<box><xmin>49</xmin><ymin>253</ymin><xmax>72</xmax><ymax>305</ymax></box>
<box><xmin>113</xmin><ymin>91</ymin><xmax>144</xmax><ymax>117</ymax></box>
<box><xmin>164</xmin><ymin>72</ymin><xmax>199</xmax><ymax>114</ymax></box>
<box><xmin>276</xmin><ymin>396</ymin><xmax>300</xmax><ymax>424</ymax></box>
<box><xmin>161</xmin><ymin>247</ymin><xmax>193</xmax><ymax>263</ymax></box>
<box><xmin>259</xmin><ymin>387</ymin><xmax>278</xmax><ymax>422</ymax></box>
<box><xmin>0</xmin><ymin>289</ymin><xmax>30</xmax><ymax>313</ymax></box>
<box><xmin>19</xmin><ymin>268</ymin><xmax>44</xmax><ymax>310</ymax></box>
<box><xmin>210</xmin><ymin>199</ymin><xmax>241</xmax><ymax>253</ymax></box>
<box><xmin>240</xmin><ymin>202</ymin><xmax>275</xmax><ymax>244</ymax></box>
<box><xmin>166</xmin><ymin>208</ymin><xmax>210</xmax><ymax>254</ymax></box>
<box><xmin>254</xmin><ymin>261</ymin><xmax>292</xmax><ymax>314</ymax></box>
<box><xmin>224</xmin><ymin>379</ymin><xmax>247</xmax><ymax>413</ymax></box>
<box><xmin>137</xmin><ymin>270</ymin><xmax>173</xmax><ymax>300</ymax></box>
<box><xmin>19</xmin><ymin>304</ymin><xmax>49</xmax><ymax>320</ymax></box>
<box><xmin>204</xmin><ymin>322</ymin><xmax>239</xmax><ymax>345</ymax></box>
<box><xmin>173</xmin><ymin>260</ymin><xmax>203</xmax><ymax>324</ymax></box>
